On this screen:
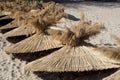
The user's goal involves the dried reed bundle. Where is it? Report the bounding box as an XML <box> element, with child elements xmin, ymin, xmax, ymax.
<box><xmin>25</xmin><ymin>27</ymin><xmax>120</xmax><ymax>72</ymax></box>
<box><xmin>5</xmin><ymin>19</ymin><xmax>63</xmax><ymax>54</ymax></box>
<box><xmin>72</xmin><ymin>13</ymin><xmax>104</xmax><ymax>40</ymax></box>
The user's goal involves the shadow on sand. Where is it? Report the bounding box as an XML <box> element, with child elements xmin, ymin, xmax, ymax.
<box><xmin>33</xmin><ymin>69</ymin><xmax>118</xmax><ymax>80</ymax></box>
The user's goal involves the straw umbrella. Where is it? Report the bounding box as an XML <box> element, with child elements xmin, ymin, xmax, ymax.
<box><xmin>5</xmin><ymin>18</ymin><xmax>63</xmax><ymax>54</ymax></box>
<box><xmin>2</xmin><ymin>3</ymin><xmax>64</xmax><ymax>38</ymax></box>
<box><xmin>25</xmin><ymin>21</ymin><xmax>120</xmax><ymax>72</ymax></box>
<box><xmin>0</xmin><ymin>1</ymin><xmax>53</xmax><ymax>31</ymax></box>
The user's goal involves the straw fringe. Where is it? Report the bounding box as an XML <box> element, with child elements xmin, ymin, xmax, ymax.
<box><xmin>25</xmin><ymin>46</ymin><xmax>120</xmax><ymax>72</ymax></box>
<box><xmin>0</xmin><ymin>14</ymin><xmax>6</xmax><ymax>18</ymax></box>
<box><xmin>85</xmin><ymin>23</ymin><xmax>105</xmax><ymax>37</ymax></box>
<box><xmin>5</xmin><ymin>34</ymin><xmax>63</xmax><ymax>54</ymax></box>
<box><xmin>72</xmin><ymin>13</ymin><xmax>104</xmax><ymax>39</ymax></box>
<box><xmin>0</xmin><ymin>15</ymin><xmax>12</xmax><ymax>21</ymax></box>
<box><xmin>94</xmin><ymin>47</ymin><xmax>120</xmax><ymax>61</ymax></box>
<box><xmin>3</xmin><ymin>25</ymin><xmax>35</xmax><ymax>38</ymax></box>
<box><xmin>0</xmin><ymin>20</ymin><xmax>18</xmax><ymax>30</ymax></box>
<box><xmin>47</xmin><ymin>28</ymin><xmax>63</xmax><ymax>41</ymax></box>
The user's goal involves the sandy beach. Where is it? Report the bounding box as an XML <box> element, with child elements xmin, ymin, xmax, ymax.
<box><xmin>0</xmin><ymin>2</ymin><xmax>120</xmax><ymax>80</ymax></box>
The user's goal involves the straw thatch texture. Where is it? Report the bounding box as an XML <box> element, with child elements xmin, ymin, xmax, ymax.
<box><xmin>5</xmin><ymin>34</ymin><xmax>63</xmax><ymax>54</ymax></box>
<box><xmin>25</xmin><ymin>45</ymin><xmax>120</xmax><ymax>72</ymax></box>
<box><xmin>2</xmin><ymin>25</ymin><xmax>35</xmax><ymax>38</ymax></box>
<box><xmin>0</xmin><ymin>11</ymin><xmax>27</xmax><ymax>31</ymax></box>
<box><xmin>47</xmin><ymin>27</ymin><xmax>64</xmax><ymax>41</ymax></box>
<box><xmin>94</xmin><ymin>47</ymin><xmax>120</xmax><ymax>61</ymax></box>
<box><xmin>0</xmin><ymin>20</ymin><xmax>18</xmax><ymax>30</ymax></box>
<box><xmin>0</xmin><ymin>0</ymin><xmax>45</xmax><ymax>12</ymax></box>
<box><xmin>72</xmin><ymin>13</ymin><xmax>104</xmax><ymax>39</ymax></box>
<box><xmin>0</xmin><ymin>14</ymin><xmax>6</xmax><ymax>17</ymax></box>
<box><xmin>0</xmin><ymin>16</ymin><xmax>12</xmax><ymax>21</ymax></box>
<box><xmin>1</xmin><ymin>2</ymin><xmax>64</xmax><ymax>37</ymax></box>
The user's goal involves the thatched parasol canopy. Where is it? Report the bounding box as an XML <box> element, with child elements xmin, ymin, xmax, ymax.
<box><xmin>25</xmin><ymin>45</ymin><xmax>120</xmax><ymax>72</ymax></box>
<box><xmin>1</xmin><ymin>2</ymin><xmax>64</xmax><ymax>38</ymax></box>
<box><xmin>5</xmin><ymin>33</ymin><xmax>63</xmax><ymax>54</ymax></box>
<box><xmin>5</xmin><ymin>18</ymin><xmax>64</xmax><ymax>54</ymax></box>
<box><xmin>25</xmin><ymin>18</ymin><xmax>120</xmax><ymax>72</ymax></box>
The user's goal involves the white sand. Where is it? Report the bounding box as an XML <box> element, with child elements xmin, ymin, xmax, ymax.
<box><xmin>0</xmin><ymin>2</ymin><xmax>120</xmax><ymax>80</ymax></box>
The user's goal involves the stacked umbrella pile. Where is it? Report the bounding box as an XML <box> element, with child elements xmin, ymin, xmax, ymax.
<box><xmin>0</xmin><ymin>1</ymin><xmax>120</xmax><ymax>77</ymax></box>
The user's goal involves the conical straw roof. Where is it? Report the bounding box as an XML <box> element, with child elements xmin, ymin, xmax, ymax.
<box><xmin>25</xmin><ymin>45</ymin><xmax>120</xmax><ymax>72</ymax></box>
<box><xmin>25</xmin><ymin>18</ymin><xmax>120</xmax><ymax>72</ymax></box>
<box><xmin>5</xmin><ymin>18</ymin><xmax>63</xmax><ymax>54</ymax></box>
<box><xmin>5</xmin><ymin>34</ymin><xmax>63</xmax><ymax>54</ymax></box>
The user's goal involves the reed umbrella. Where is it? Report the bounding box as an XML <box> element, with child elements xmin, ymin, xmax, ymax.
<box><xmin>2</xmin><ymin>3</ymin><xmax>64</xmax><ymax>38</ymax></box>
<box><xmin>25</xmin><ymin>20</ymin><xmax>120</xmax><ymax>72</ymax></box>
<box><xmin>0</xmin><ymin>1</ymin><xmax>53</xmax><ymax>31</ymax></box>
<box><xmin>5</xmin><ymin>18</ymin><xmax>63</xmax><ymax>54</ymax></box>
